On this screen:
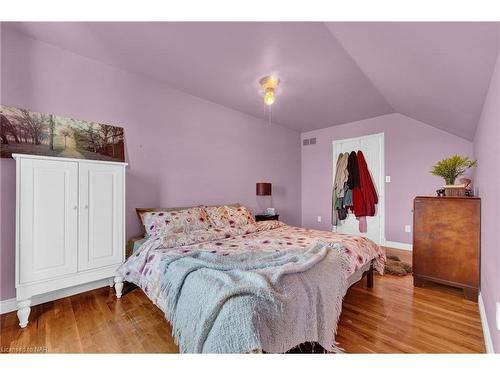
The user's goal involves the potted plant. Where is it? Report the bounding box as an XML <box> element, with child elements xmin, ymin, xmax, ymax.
<box><xmin>431</xmin><ymin>155</ymin><xmax>477</xmax><ymax>196</ymax></box>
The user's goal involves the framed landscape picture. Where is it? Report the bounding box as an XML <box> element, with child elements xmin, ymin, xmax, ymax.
<box><xmin>0</xmin><ymin>105</ymin><xmax>125</xmax><ymax>162</ymax></box>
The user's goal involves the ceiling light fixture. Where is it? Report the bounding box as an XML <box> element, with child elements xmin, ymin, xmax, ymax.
<box><xmin>259</xmin><ymin>76</ymin><xmax>280</xmax><ymax>106</ymax></box>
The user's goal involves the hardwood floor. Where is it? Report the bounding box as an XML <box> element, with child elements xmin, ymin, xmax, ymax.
<box><xmin>337</xmin><ymin>274</ymin><xmax>484</xmax><ymax>353</ymax></box>
<box><xmin>0</xmin><ymin>273</ymin><xmax>485</xmax><ymax>353</ymax></box>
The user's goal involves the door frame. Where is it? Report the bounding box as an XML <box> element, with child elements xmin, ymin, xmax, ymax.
<box><xmin>332</xmin><ymin>132</ymin><xmax>385</xmax><ymax>245</ymax></box>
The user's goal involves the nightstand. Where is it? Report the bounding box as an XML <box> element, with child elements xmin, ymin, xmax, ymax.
<box><xmin>255</xmin><ymin>214</ymin><xmax>279</xmax><ymax>222</ymax></box>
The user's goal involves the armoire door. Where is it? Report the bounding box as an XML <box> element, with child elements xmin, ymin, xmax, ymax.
<box><xmin>78</xmin><ymin>162</ymin><xmax>124</xmax><ymax>270</ymax></box>
<box><xmin>18</xmin><ymin>158</ymin><xmax>79</xmax><ymax>284</ymax></box>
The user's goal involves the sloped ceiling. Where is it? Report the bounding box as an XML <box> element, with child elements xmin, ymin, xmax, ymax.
<box><xmin>3</xmin><ymin>22</ymin><xmax>392</xmax><ymax>132</ymax></box>
<box><xmin>326</xmin><ymin>22</ymin><xmax>500</xmax><ymax>140</ymax></box>
<box><xmin>3</xmin><ymin>22</ymin><xmax>500</xmax><ymax>139</ymax></box>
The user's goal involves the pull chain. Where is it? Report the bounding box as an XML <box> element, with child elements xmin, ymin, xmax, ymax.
<box><xmin>264</xmin><ymin>102</ymin><xmax>272</xmax><ymax>125</ymax></box>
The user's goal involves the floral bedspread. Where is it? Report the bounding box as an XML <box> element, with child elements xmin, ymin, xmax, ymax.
<box><xmin>118</xmin><ymin>221</ymin><xmax>385</xmax><ymax>304</ymax></box>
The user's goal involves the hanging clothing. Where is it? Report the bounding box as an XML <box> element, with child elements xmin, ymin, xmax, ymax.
<box><xmin>347</xmin><ymin>151</ymin><xmax>362</xmax><ymax>222</ymax></box>
<box><xmin>352</xmin><ymin>187</ymin><xmax>364</xmax><ymax>218</ymax></box>
<box><xmin>358</xmin><ymin>216</ymin><xmax>367</xmax><ymax>233</ymax></box>
<box><xmin>333</xmin><ymin>149</ymin><xmax>378</xmax><ymax>232</ymax></box>
<box><xmin>332</xmin><ymin>152</ymin><xmax>350</xmax><ymax>226</ymax></box>
<box><xmin>334</xmin><ymin>152</ymin><xmax>349</xmax><ymax>197</ymax></box>
<box><xmin>337</xmin><ymin>207</ymin><xmax>348</xmax><ymax>221</ymax></box>
<box><xmin>331</xmin><ymin>153</ymin><xmax>343</xmax><ymax>226</ymax></box>
<box><xmin>346</xmin><ymin>151</ymin><xmax>360</xmax><ymax>189</ymax></box>
<box><xmin>353</xmin><ymin>150</ymin><xmax>379</xmax><ymax>232</ymax></box>
<box><xmin>356</xmin><ymin>150</ymin><xmax>379</xmax><ymax>217</ymax></box>
<box><xmin>343</xmin><ymin>187</ymin><xmax>353</xmax><ymax>208</ymax></box>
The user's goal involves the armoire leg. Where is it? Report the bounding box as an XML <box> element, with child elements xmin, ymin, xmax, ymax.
<box><xmin>17</xmin><ymin>299</ymin><xmax>31</xmax><ymax>328</ymax></box>
<box><xmin>114</xmin><ymin>276</ymin><xmax>124</xmax><ymax>298</ymax></box>
<box><xmin>108</xmin><ymin>277</ymin><xmax>114</xmax><ymax>288</ymax></box>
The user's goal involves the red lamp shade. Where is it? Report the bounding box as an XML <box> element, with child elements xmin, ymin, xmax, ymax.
<box><xmin>256</xmin><ymin>182</ymin><xmax>272</xmax><ymax>196</ymax></box>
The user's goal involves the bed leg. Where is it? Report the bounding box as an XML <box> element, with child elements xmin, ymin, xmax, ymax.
<box><xmin>114</xmin><ymin>276</ymin><xmax>124</xmax><ymax>298</ymax></box>
<box><xmin>366</xmin><ymin>265</ymin><xmax>374</xmax><ymax>288</ymax></box>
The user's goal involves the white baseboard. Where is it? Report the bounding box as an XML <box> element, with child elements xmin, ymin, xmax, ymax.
<box><xmin>479</xmin><ymin>292</ymin><xmax>495</xmax><ymax>354</ymax></box>
<box><xmin>383</xmin><ymin>240</ymin><xmax>413</xmax><ymax>251</ymax></box>
<box><xmin>0</xmin><ymin>278</ymin><xmax>112</xmax><ymax>315</ymax></box>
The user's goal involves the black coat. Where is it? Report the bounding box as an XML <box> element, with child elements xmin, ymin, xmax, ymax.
<box><xmin>346</xmin><ymin>151</ymin><xmax>360</xmax><ymax>189</ymax></box>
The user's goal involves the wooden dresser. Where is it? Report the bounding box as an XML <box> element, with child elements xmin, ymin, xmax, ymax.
<box><xmin>413</xmin><ymin>196</ymin><xmax>480</xmax><ymax>301</ymax></box>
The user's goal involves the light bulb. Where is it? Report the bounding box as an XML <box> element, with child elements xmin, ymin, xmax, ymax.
<box><xmin>264</xmin><ymin>90</ymin><xmax>275</xmax><ymax>106</ymax></box>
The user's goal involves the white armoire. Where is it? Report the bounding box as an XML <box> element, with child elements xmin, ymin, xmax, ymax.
<box><xmin>14</xmin><ymin>154</ymin><xmax>127</xmax><ymax>328</ymax></box>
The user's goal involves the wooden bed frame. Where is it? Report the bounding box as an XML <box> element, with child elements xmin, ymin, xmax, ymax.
<box><xmin>365</xmin><ymin>263</ymin><xmax>374</xmax><ymax>288</ymax></box>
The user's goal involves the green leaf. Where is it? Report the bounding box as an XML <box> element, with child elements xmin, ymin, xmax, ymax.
<box><xmin>431</xmin><ymin>155</ymin><xmax>477</xmax><ymax>185</ymax></box>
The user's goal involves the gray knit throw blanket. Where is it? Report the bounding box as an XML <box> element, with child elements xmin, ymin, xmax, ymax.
<box><xmin>158</xmin><ymin>241</ymin><xmax>350</xmax><ymax>353</ymax></box>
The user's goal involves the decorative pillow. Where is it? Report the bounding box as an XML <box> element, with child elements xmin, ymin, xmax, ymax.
<box><xmin>204</xmin><ymin>205</ymin><xmax>230</xmax><ymax>227</ymax></box>
<box><xmin>225</xmin><ymin>205</ymin><xmax>256</xmax><ymax>227</ymax></box>
<box><xmin>141</xmin><ymin>207</ymin><xmax>211</xmax><ymax>237</ymax></box>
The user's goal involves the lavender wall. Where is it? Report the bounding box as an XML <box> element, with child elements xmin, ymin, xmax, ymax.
<box><xmin>301</xmin><ymin>113</ymin><xmax>473</xmax><ymax>243</ymax></box>
<box><xmin>473</xmin><ymin>46</ymin><xmax>500</xmax><ymax>353</ymax></box>
<box><xmin>0</xmin><ymin>28</ymin><xmax>301</xmax><ymax>300</ymax></box>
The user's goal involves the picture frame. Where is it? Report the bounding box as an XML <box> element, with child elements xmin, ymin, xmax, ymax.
<box><xmin>1</xmin><ymin>105</ymin><xmax>125</xmax><ymax>162</ymax></box>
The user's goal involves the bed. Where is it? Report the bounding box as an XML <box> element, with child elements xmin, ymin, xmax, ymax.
<box><xmin>117</xmin><ymin>204</ymin><xmax>385</xmax><ymax>353</ymax></box>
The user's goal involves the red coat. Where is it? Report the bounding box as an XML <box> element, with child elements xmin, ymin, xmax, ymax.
<box><xmin>352</xmin><ymin>187</ymin><xmax>363</xmax><ymax>216</ymax></box>
<box><xmin>353</xmin><ymin>151</ymin><xmax>378</xmax><ymax>217</ymax></box>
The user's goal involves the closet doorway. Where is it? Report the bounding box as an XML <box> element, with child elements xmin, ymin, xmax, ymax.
<box><xmin>332</xmin><ymin>133</ymin><xmax>385</xmax><ymax>245</ymax></box>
